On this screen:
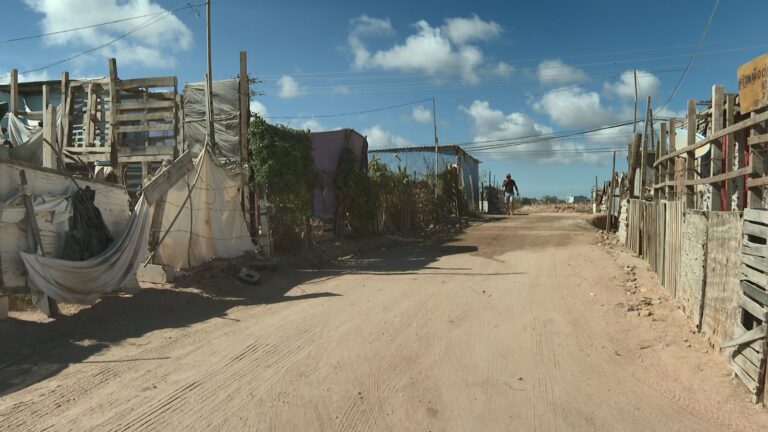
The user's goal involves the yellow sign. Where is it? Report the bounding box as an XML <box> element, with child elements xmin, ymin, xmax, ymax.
<box><xmin>738</xmin><ymin>53</ymin><xmax>768</xmax><ymax>113</ymax></box>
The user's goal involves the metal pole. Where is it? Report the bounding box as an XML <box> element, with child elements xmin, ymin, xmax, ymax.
<box><xmin>206</xmin><ymin>0</ymin><xmax>216</xmax><ymax>147</ymax></box>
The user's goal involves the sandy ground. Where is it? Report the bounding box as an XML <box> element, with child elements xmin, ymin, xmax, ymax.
<box><xmin>2</xmin><ymin>213</ymin><xmax>768</xmax><ymax>431</ymax></box>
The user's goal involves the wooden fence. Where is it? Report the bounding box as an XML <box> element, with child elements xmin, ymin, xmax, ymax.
<box><xmin>627</xmin><ymin>82</ymin><xmax>768</xmax><ymax>402</ymax></box>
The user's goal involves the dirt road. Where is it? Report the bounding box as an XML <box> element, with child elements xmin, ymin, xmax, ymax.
<box><xmin>2</xmin><ymin>214</ymin><xmax>768</xmax><ymax>431</ymax></box>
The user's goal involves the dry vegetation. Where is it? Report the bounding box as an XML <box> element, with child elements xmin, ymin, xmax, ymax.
<box><xmin>516</xmin><ymin>202</ymin><xmax>592</xmax><ymax>214</ymax></box>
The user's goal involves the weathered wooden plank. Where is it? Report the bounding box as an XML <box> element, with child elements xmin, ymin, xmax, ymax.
<box><xmin>116</xmin><ymin>111</ymin><xmax>175</xmax><ymax>122</ymax></box>
<box><xmin>116</xmin><ymin>124</ymin><xmax>175</xmax><ymax>133</ymax></box>
<box><xmin>721</xmin><ymin>324</ymin><xmax>767</xmax><ymax>349</ymax></box>
<box><xmin>743</xmin><ymin>253</ymin><xmax>768</xmax><ymax>274</ymax></box>
<box><xmin>141</xmin><ymin>151</ymin><xmax>193</xmax><ymax>205</ymax></box>
<box><xmin>742</xmin><ymin>280</ymin><xmax>768</xmax><ymax>306</ymax></box>
<box><xmin>738</xmin><ymin>292</ymin><xmax>768</xmax><ymax>321</ymax></box>
<box><xmin>116</xmin><ymin>100</ymin><xmax>176</xmax><ymax>110</ymax></box>
<box><xmin>734</xmin><ymin>343</ymin><xmax>764</xmax><ymax>368</ymax></box>
<box><xmin>117</xmin><ymin>146</ymin><xmax>176</xmax><ymax>158</ymax></box>
<box><xmin>744</xmin><ymin>221</ymin><xmax>768</xmax><ymax>239</ymax></box>
<box><xmin>748</xmin><ymin>134</ymin><xmax>768</xmax><ymax>147</ymax></box>
<box><xmin>63</xmin><ymin>147</ymin><xmax>110</xmax><ymax>154</ymax></box>
<box><xmin>742</xmin><ymin>263</ymin><xmax>768</xmax><ymax>287</ymax></box>
<box><xmin>681</xmin><ymin>167</ymin><xmax>749</xmax><ymax>186</ymax></box>
<box><xmin>747</xmin><ymin>176</ymin><xmax>768</xmax><ymax>189</ymax></box>
<box><xmin>732</xmin><ymin>357</ymin><xmax>760</xmax><ymax>394</ymax></box>
<box><xmin>118</xmin><ymin>76</ymin><xmax>177</xmax><ymax>89</ymax></box>
<box><xmin>745</xmin><ymin>208</ymin><xmax>768</xmax><ymax>225</ymax></box>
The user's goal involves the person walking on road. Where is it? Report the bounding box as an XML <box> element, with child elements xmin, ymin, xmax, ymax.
<box><xmin>502</xmin><ymin>174</ymin><xmax>519</xmax><ymax>215</ymax></box>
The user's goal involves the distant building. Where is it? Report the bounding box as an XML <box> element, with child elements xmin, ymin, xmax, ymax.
<box><xmin>566</xmin><ymin>194</ymin><xmax>590</xmax><ymax>204</ymax></box>
<box><xmin>368</xmin><ymin>144</ymin><xmax>481</xmax><ymax>211</ymax></box>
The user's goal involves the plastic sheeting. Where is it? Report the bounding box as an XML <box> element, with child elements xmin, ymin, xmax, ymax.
<box><xmin>310</xmin><ymin>129</ymin><xmax>368</xmax><ymax>219</ymax></box>
<box><xmin>20</xmin><ymin>197</ymin><xmax>151</xmax><ymax>304</ymax></box>
<box><xmin>183</xmin><ymin>80</ymin><xmax>242</xmax><ymax>167</ymax></box>
<box><xmin>154</xmin><ymin>150</ymin><xmax>255</xmax><ymax>271</ymax></box>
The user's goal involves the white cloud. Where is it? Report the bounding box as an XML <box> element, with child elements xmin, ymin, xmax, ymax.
<box><xmin>348</xmin><ymin>16</ymin><xmax>503</xmax><ymax>84</ymax></box>
<box><xmin>603</xmin><ymin>69</ymin><xmax>661</xmax><ymax>100</ymax></box>
<box><xmin>537</xmin><ymin>59</ymin><xmax>588</xmax><ymax>85</ymax></box>
<box><xmin>277</xmin><ymin>75</ymin><xmax>301</xmax><ymax>98</ymax></box>
<box><xmin>348</xmin><ymin>15</ymin><xmax>395</xmax><ymax>69</ymax></box>
<box><xmin>533</xmin><ymin>87</ymin><xmax>617</xmax><ymax>128</ymax></box>
<box><xmin>23</xmin><ymin>0</ymin><xmax>193</xmax><ymax>69</ymax></box>
<box><xmin>363</xmin><ymin>125</ymin><xmax>412</xmax><ymax>149</ymax></box>
<box><xmin>299</xmin><ymin>119</ymin><xmax>325</xmax><ymax>131</ymax></box>
<box><xmin>249</xmin><ymin>100</ymin><xmax>267</xmax><ymax>117</ymax></box>
<box><xmin>491</xmin><ymin>61</ymin><xmax>514</xmax><ymax>77</ymax></box>
<box><xmin>333</xmin><ymin>85</ymin><xmax>351</xmax><ymax>95</ymax></box>
<box><xmin>411</xmin><ymin>105</ymin><xmax>432</xmax><ymax>123</ymax></box>
<box><xmin>443</xmin><ymin>15</ymin><xmax>502</xmax><ymax>45</ymax></box>
<box><xmin>460</xmin><ymin>100</ymin><xmax>605</xmax><ymax>164</ymax></box>
<box><xmin>0</xmin><ymin>69</ymin><xmax>50</xmax><ymax>85</ymax></box>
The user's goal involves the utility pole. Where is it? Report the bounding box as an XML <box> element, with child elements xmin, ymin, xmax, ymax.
<box><xmin>606</xmin><ymin>151</ymin><xmax>616</xmax><ymax>232</ymax></box>
<box><xmin>432</xmin><ymin>97</ymin><xmax>439</xmax><ymax>191</ymax></box>
<box><xmin>633</xmin><ymin>69</ymin><xmax>638</xmax><ymax>134</ymax></box>
<box><xmin>205</xmin><ymin>0</ymin><xmax>216</xmax><ymax>148</ymax></box>
<box><xmin>639</xmin><ymin>96</ymin><xmax>651</xmax><ymax>199</ymax></box>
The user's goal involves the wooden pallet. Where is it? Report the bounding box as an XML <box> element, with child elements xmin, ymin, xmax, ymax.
<box><xmin>727</xmin><ymin>208</ymin><xmax>768</xmax><ymax>402</ymax></box>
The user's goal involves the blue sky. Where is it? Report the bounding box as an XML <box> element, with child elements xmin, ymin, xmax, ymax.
<box><xmin>3</xmin><ymin>0</ymin><xmax>767</xmax><ymax>197</ymax></box>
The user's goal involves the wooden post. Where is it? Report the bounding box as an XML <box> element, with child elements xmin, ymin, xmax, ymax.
<box><xmin>725</xmin><ymin>94</ymin><xmax>736</xmax><ymax>210</ymax></box>
<box><xmin>658</xmin><ymin>121</ymin><xmax>667</xmax><ymax>200</ymax></box>
<box><xmin>710</xmin><ymin>84</ymin><xmax>724</xmax><ymax>211</ymax></box>
<box><xmin>9</xmin><ymin>69</ymin><xmax>18</xmax><ymax>116</ymax></box>
<box><xmin>108</xmin><ymin>58</ymin><xmax>119</xmax><ymax>169</ymax></box>
<box><xmin>639</xmin><ymin>96</ymin><xmax>651</xmax><ymax>199</ymax></box>
<box><xmin>628</xmin><ymin>133</ymin><xmax>642</xmax><ymax>198</ymax></box>
<box><xmin>239</xmin><ymin>51</ymin><xmax>253</xmax><ymax>233</ymax></box>
<box><xmin>749</xmin><ymin>111</ymin><xmax>766</xmax><ymax>209</ymax></box>
<box><xmin>606</xmin><ymin>151</ymin><xmax>616</xmax><ymax>232</ymax></box>
<box><xmin>41</xmin><ymin>84</ymin><xmax>48</xmax><ymax>118</ymax></box>
<box><xmin>686</xmin><ymin>99</ymin><xmax>697</xmax><ymax>209</ymax></box>
<box><xmin>667</xmin><ymin>118</ymin><xmax>676</xmax><ymax>200</ymax></box>
<box><xmin>42</xmin><ymin>104</ymin><xmax>57</xmax><ymax>169</ymax></box>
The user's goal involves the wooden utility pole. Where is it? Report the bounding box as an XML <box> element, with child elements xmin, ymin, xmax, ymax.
<box><xmin>205</xmin><ymin>0</ymin><xmax>216</xmax><ymax>148</ymax></box>
<box><xmin>433</xmin><ymin>97</ymin><xmax>439</xmax><ymax>194</ymax></box>
<box><xmin>633</xmin><ymin>69</ymin><xmax>638</xmax><ymax>133</ymax></box>
<box><xmin>685</xmin><ymin>99</ymin><xmax>697</xmax><ymax>209</ymax></box>
<box><xmin>639</xmin><ymin>96</ymin><xmax>651</xmax><ymax>199</ymax></box>
<box><xmin>606</xmin><ymin>151</ymin><xmax>616</xmax><ymax>232</ymax></box>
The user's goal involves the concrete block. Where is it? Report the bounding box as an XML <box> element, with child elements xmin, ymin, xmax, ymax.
<box><xmin>137</xmin><ymin>264</ymin><xmax>174</xmax><ymax>284</ymax></box>
<box><xmin>0</xmin><ymin>295</ymin><xmax>8</xmax><ymax>320</ymax></box>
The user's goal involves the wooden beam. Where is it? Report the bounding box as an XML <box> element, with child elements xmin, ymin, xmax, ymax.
<box><xmin>116</xmin><ymin>100</ymin><xmax>176</xmax><ymax>110</ymax></box>
<box><xmin>117</xmin><ymin>76</ymin><xmax>177</xmax><ymax>90</ymax></box>
<box><xmin>711</xmin><ymin>84</ymin><xmax>724</xmax><ymax>210</ymax></box>
<box><xmin>639</xmin><ymin>96</ymin><xmax>651</xmax><ymax>199</ymax></box>
<box><xmin>41</xmin><ymin>84</ymin><xmax>48</xmax><ymax>117</ymax></box>
<box><xmin>42</xmin><ymin>104</ymin><xmax>57</xmax><ymax>170</ymax></box>
<box><xmin>108</xmin><ymin>58</ymin><xmax>119</xmax><ymax>167</ymax></box>
<box><xmin>667</xmin><ymin>118</ymin><xmax>676</xmax><ymax>199</ymax></box>
<box><xmin>721</xmin><ymin>324</ymin><xmax>768</xmax><ymax>349</ymax></box>
<box><xmin>115</xmin><ymin>123</ymin><xmax>175</xmax><ymax>133</ymax></box>
<box><xmin>656</xmin><ymin>109</ymin><xmax>768</xmax><ymax>167</ymax></box>
<box><xmin>9</xmin><ymin>69</ymin><xmax>18</xmax><ymax>116</ymax></box>
<box><xmin>239</xmin><ymin>51</ymin><xmax>252</xmax><ymax>234</ymax></box>
<box><xmin>749</xmin><ymin>111</ymin><xmax>767</xmax><ymax>208</ymax></box>
<box><xmin>725</xmin><ymin>94</ymin><xmax>737</xmax><ymax>210</ymax></box>
<box><xmin>115</xmin><ymin>111</ymin><xmax>175</xmax><ymax>122</ymax></box>
<box><xmin>141</xmin><ymin>151</ymin><xmax>194</xmax><ymax>205</ymax></box>
<box><xmin>117</xmin><ymin>146</ymin><xmax>175</xmax><ymax>158</ymax></box>
<box><xmin>84</xmin><ymin>83</ymin><xmax>95</xmax><ymax>147</ymax></box>
<box><xmin>683</xmin><ymin>167</ymin><xmax>749</xmax><ymax>186</ymax></box>
<box><xmin>658</xmin><ymin>122</ymin><xmax>667</xmax><ymax>200</ymax></box>
<box><xmin>685</xmin><ymin>100</ymin><xmax>697</xmax><ymax>209</ymax></box>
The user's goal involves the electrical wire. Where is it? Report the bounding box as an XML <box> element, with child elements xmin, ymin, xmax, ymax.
<box><xmin>264</xmin><ymin>97</ymin><xmax>433</xmax><ymax>119</ymax></box>
<box><xmin>656</xmin><ymin>0</ymin><xmax>721</xmax><ymax>111</ymax></box>
<box><xmin>0</xmin><ymin>2</ymin><xmax>202</xmax><ymax>80</ymax></box>
<box><xmin>0</xmin><ymin>2</ymin><xmax>204</xmax><ymax>44</ymax></box>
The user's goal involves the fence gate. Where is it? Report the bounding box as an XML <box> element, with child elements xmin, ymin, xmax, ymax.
<box><xmin>724</xmin><ymin>208</ymin><xmax>768</xmax><ymax>402</ymax></box>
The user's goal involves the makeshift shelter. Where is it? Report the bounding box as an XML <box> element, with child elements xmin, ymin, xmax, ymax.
<box><xmin>369</xmin><ymin>144</ymin><xmax>481</xmax><ymax>211</ymax></box>
<box><xmin>309</xmin><ymin>129</ymin><xmax>368</xmax><ymax>219</ymax></box>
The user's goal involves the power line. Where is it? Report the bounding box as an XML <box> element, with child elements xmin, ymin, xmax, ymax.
<box><xmin>264</xmin><ymin>97</ymin><xmax>433</xmax><ymax>119</ymax></box>
<box><xmin>0</xmin><ymin>2</ymin><xmax>204</xmax><ymax>80</ymax></box>
<box><xmin>656</xmin><ymin>0</ymin><xmax>720</xmax><ymax>111</ymax></box>
<box><xmin>0</xmin><ymin>3</ymin><xmax>202</xmax><ymax>44</ymax></box>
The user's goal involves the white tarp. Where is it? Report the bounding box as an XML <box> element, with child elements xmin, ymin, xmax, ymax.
<box><xmin>183</xmin><ymin>80</ymin><xmax>242</xmax><ymax>167</ymax></box>
<box><xmin>154</xmin><ymin>150</ymin><xmax>255</xmax><ymax>270</ymax></box>
<box><xmin>20</xmin><ymin>197</ymin><xmax>151</xmax><ymax>304</ymax></box>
